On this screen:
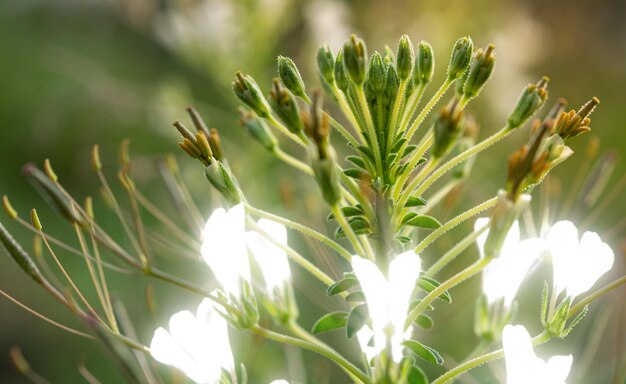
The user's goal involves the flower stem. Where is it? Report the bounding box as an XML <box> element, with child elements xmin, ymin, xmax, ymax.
<box><xmin>426</xmin><ymin>220</ymin><xmax>489</xmax><ymax>277</ymax></box>
<box><xmin>251</xmin><ymin>325</ymin><xmax>371</xmax><ymax>384</ymax></box>
<box><xmin>244</xmin><ymin>204</ymin><xmax>352</xmax><ymax>260</ymax></box>
<box><xmin>568</xmin><ymin>275</ymin><xmax>626</xmax><ymax>317</ymax></box>
<box><xmin>432</xmin><ymin>331</ymin><xmax>551</xmax><ymax>384</ymax></box>
<box><xmin>356</xmin><ymin>87</ymin><xmax>384</xmax><ymax>178</ymax></box>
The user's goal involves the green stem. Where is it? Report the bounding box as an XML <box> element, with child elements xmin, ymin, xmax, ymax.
<box><xmin>432</xmin><ymin>332</ymin><xmax>551</xmax><ymax>384</ymax></box>
<box><xmin>244</xmin><ymin>204</ymin><xmax>352</xmax><ymax>261</ymax></box>
<box><xmin>386</xmin><ymin>79</ymin><xmax>408</xmax><ymax>153</ymax></box>
<box><xmin>247</xmin><ymin>220</ymin><xmax>335</xmax><ymax>287</ymax></box>
<box><xmin>391</xmin><ymin>132</ymin><xmax>434</xmax><ymax>200</ymax></box>
<box><xmin>568</xmin><ymin>275</ymin><xmax>626</xmax><ymax>317</ymax></box>
<box><xmin>356</xmin><ymin>87</ymin><xmax>384</xmax><ymax>178</ymax></box>
<box><xmin>399</xmin><ymin>84</ymin><xmax>427</xmax><ymax>130</ymax></box>
<box><xmin>267</xmin><ymin>115</ymin><xmax>307</xmax><ymax>148</ymax></box>
<box><xmin>395</xmin><ymin>156</ymin><xmax>438</xmax><ymax>214</ymax></box>
<box><xmin>414</xmin><ymin>126</ymin><xmax>511</xmax><ymax>197</ymax></box>
<box><xmin>426</xmin><ymin>220</ymin><xmax>489</xmax><ymax>277</ymax></box>
<box><xmin>274</xmin><ymin>148</ymin><xmax>313</xmax><ymax>175</ymax></box>
<box><xmin>413</xmin><ymin>196</ymin><xmax>498</xmax><ymax>255</ymax></box>
<box><xmin>251</xmin><ymin>325</ymin><xmax>371</xmax><ymax>384</ymax></box>
<box><xmin>405</xmin><ymin>257</ymin><xmax>491</xmax><ymax>330</ymax></box>
<box><xmin>331</xmin><ymin>84</ymin><xmax>367</xmax><ymax>144</ymax></box>
<box><xmin>332</xmin><ymin>204</ymin><xmax>367</xmax><ymax>259</ymax></box>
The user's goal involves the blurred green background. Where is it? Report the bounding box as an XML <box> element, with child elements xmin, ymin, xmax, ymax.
<box><xmin>0</xmin><ymin>0</ymin><xmax>624</xmax><ymax>383</ymax></box>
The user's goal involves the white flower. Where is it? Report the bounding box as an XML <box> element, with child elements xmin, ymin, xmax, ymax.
<box><xmin>475</xmin><ymin>218</ymin><xmax>544</xmax><ymax>308</ymax></box>
<box><xmin>503</xmin><ymin>324</ymin><xmax>572</xmax><ymax>384</ymax></box>
<box><xmin>150</xmin><ymin>297</ymin><xmax>234</xmax><ymax>384</ymax></box>
<box><xmin>546</xmin><ymin>220</ymin><xmax>614</xmax><ymax>300</ymax></box>
<box><xmin>245</xmin><ymin>218</ymin><xmax>291</xmax><ymax>299</ymax></box>
<box><xmin>201</xmin><ymin>204</ymin><xmax>251</xmax><ymax>298</ymax></box>
<box><xmin>351</xmin><ymin>251</ymin><xmax>421</xmax><ymax>362</ymax></box>
<box><xmin>356</xmin><ymin>325</ymin><xmax>377</xmax><ymax>362</ymax></box>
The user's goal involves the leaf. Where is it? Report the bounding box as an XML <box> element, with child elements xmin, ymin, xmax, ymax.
<box><xmin>385</xmin><ymin>153</ymin><xmax>398</xmax><ymax>168</ymax></box>
<box><xmin>346</xmin><ymin>304</ymin><xmax>368</xmax><ymax>339</ymax></box>
<box><xmin>409</xmin><ymin>299</ymin><xmax>434</xmax><ymax>312</ymax></box>
<box><xmin>403</xmin><ymin>340</ymin><xmax>444</xmax><ymax>365</ymax></box>
<box><xmin>401</xmin><ymin>212</ymin><xmax>418</xmax><ymax>225</ymax></box>
<box><xmin>414</xmin><ymin>314</ymin><xmax>434</xmax><ymax>330</ymax></box>
<box><xmin>391</xmin><ymin>137</ymin><xmax>407</xmax><ymax>153</ymax></box>
<box><xmin>327</xmin><ymin>276</ymin><xmax>360</xmax><ymax>296</ymax></box>
<box><xmin>404</xmin><ymin>215</ymin><xmax>441</xmax><ymax>229</ymax></box>
<box><xmin>312</xmin><ymin>312</ymin><xmax>349</xmax><ymax>334</ymax></box>
<box><xmin>402</xmin><ymin>145</ymin><xmax>418</xmax><ymax>159</ymax></box>
<box><xmin>405</xmin><ymin>196</ymin><xmax>427</xmax><ymax>207</ymax></box>
<box><xmin>395</xmin><ymin>236</ymin><xmax>413</xmax><ymax>245</ymax></box>
<box><xmin>327</xmin><ymin>206</ymin><xmax>363</xmax><ymax>221</ymax></box>
<box><xmin>344</xmin><ymin>168</ymin><xmax>367</xmax><ymax>179</ymax></box>
<box><xmin>346</xmin><ymin>155</ymin><xmax>367</xmax><ymax>169</ymax></box>
<box><xmin>356</xmin><ymin>145</ymin><xmax>375</xmax><ymax>163</ymax></box>
<box><xmin>407</xmin><ymin>365</ymin><xmax>429</xmax><ymax>384</ymax></box>
<box><xmin>417</xmin><ymin>277</ymin><xmax>452</xmax><ymax>303</ymax></box>
<box><xmin>345</xmin><ymin>291</ymin><xmax>366</xmax><ymax>302</ymax></box>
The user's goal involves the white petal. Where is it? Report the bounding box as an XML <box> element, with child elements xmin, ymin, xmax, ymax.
<box><xmin>246</xmin><ymin>219</ymin><xmax>291</xmax><ymax>296</ymax></box>
<box><xmin>547</xmin><ymin>221</ymin><xmax>579</xmax><ymax>296</ymax></box>
<box><xmin>356</xmin><ymin>325</ymin><xmax>380</xmax><ymax>362</ymax></box>
<box><xmin>500</xmin><ymin>221</ymin><xmax>521</xmax><ymax>257</ymax></box>
<box><xmin>543</xmin><ymin>354</ymin><xmax>572</xmax><ymax>384</ymax></box>
<box><xmin>474</xmin><ymin>217</ymin><xmax>491</xmax><ymax>259</ymax></box>
<box><xmin>503</xmin><ymin>325</ymin><xmax>537</xmax><ymax>384</ymax></box>
<box><xmin>351</xmin><ymin>256</ymin><xmax>390</xmax><ymax>335</ymax></box>
<box><xmin>196</xmin><ymin>298</ymin><xmax>235</xmax><ymax>373</ymax></box>
<box><xmin>566</xmin><ymin>231</ymin><xmax>614</xmax><ymax>299</ymax></box>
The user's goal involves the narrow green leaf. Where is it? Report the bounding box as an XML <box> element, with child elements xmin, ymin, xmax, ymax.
<box><xmin>356</xmin><ymin>145</ymin><xmax>375</xmax><ymax>163</ymax></box>
<box><xmin>403</xmin><ymin>340</ymin><xmax>444</xmax><ymax>365</ymax></box>
<box><xmin>395</xmin><ymin>236</ymin><xmax>413</xmax><ymax>245</ymax></box>
<box><xmin>410</xmin><ymin>299</ymin><xmax>434</xmax><ymax>312</ymax></box>
<box><xmin>345</xmin><ymin>291</ymin><xmax>366</xmax><ymax>302</ymax></box>
<box><xmin>405</xmin><ymin>196</ymin><xmax>427</xmax><ymax>207</ymax></box>
<box><xmin>327</xmin><ymin>276</ymin><xmax>360</xmax><ymax>296</ymax></box>
<box><xmin>417</xmin><ymin>277</ymin><xmax>452</xmax><ymax>303</ymax></box>
<box><xmin>407</xmin><ymin>365</ymin><xmax>429</xmax><ymax>384</ymax></box>
<box><xmin>346</xmin><ymin>304</ymin><xmax>368</xmax><ymax>339</ymax></box>
<box><xmin>312</xmin><ymin>312</ymin><xmax>349</xmax><ymax>334</ymax></box>
<box><xmin>327</xmin><ymin>206</ymin><xmax>364</xmax><ymax>221</ymax></box>
<box><xmin>392</xmin><ymin>137</ymin><xmax>407</xmax><ymax>154</ymax></box>
<box><xmin>414</xmin><ymin>314</ymin><xmax>434</xmax><ymax>330</ymax></box>
<box><xmin>401</xmin><ymin>212</ymin><xmax>418</xmax><ymax>225</ymax></box>
<box><xmin>346</xmin><ymin>155</ymin><xmax>367</xmax><ymax>169</ymax></box>
<box><xmin>344</xmin><ymin>168</ymin><xmax>367</xmax><ymax>179</ymax></box>
<box><xmin>404</xmin><ymin>215</ymin><xmax>441</xmax><ymax>229</ymax></box>
<box><xmin>402</xmin><ymin>145</ymin><xmax>418</xmax><ymax>158</ymax></box>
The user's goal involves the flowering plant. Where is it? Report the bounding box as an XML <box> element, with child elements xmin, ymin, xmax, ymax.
<box><xmin>1</xmin><ymin>33</ymin><xmax>623</xmax><ymax>384</ymax></box>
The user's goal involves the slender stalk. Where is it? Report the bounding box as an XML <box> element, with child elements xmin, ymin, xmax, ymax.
<box><xmin>267</xmin><ymin>115</ymin><xmax>307</xmax><ymax>148</ymax></box>
<box><xmin>251</xmin><ymin>325</ymin><xmax>371</xmax><ymax>384</ymax></box>
<box><xmin>386</xmin><ymin>79</ymin><xmax>408</xmax><ymax>153</ymax></box>
<box><xmin>355</xmin><ymin>87</ymin><xmax>384</xmax><ymax>178</ymax></box>
<box><xmin>426</xmin><ymin>221</ymin><xmax>489</xmax><ymax>276</ymax></box>
<box><xmin>405</xmin><ymin>79</ymin><xmax>453</xmax><ymax>142</ymax></box>
<box><xmin>568</xmin><ymin>275</ymin><xmax>626</xmax><ymax>317</ymax></box>
<box><xmin>332</xmin><ymin>204</ymin><xmax>366</xmax><ymax>258</ymax></box>
<box><xmin>413</xmin><ymin>196</ymin><xmax>498</xmax><ymax>255</ymax></box>
<box><xmin>244</xmin><ymin>204</ymin><xmax>352</xmax><ymax>260</ymax></box>
<box><xmin>395</xmin><ymin>157</ymin><xmax>438</xmax><ymax>214</ymax></box>
<box><xmin>414</xmin><ymin>126</ymin><xmax>510</xmax><ymax>197</ymax></box>
<box><xmin>331</xmin><ymin>84</ymin><xmax>367</xmax><ymax>144</ymax></box>
<box><xmin>405</xmin><ymin>257</ymin><xmax>491</xmax><ymax>330</ymax></box>
<box><xmin>391</xmin><ymin>132</ymin><xmax>434</xmax><ymax>200</ymax></box>
<box><xmin>432</xmin><ymin>332</ymin><xmax>551</xmax><ymax>384</ymax></box>
<box><xmin>399</xmin><ymin>84</ymin><xmax>427</xmax><ymax>130</ymax></box>
<box><xmin>274</xmin><ymin>148</ymin><xmax>314</xmax><ymax>175</ymax></box>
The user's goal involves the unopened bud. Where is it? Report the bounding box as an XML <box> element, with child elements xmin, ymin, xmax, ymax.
<box><xmin>507</xmin><ymin>77</ymin><xmax>549</xmax><ymax>129</ymax></box>
<box><xmin>462</xmin><ymin>44</ymin><xmax>496</xmax><ymax>99</ymax></box>
<box><xmin>233</xmin><ymin>72</ymin><xmax>271</xmax><ymax>118</ymax></box>
<box><xmin>334</xmin><ymin>49</ymin><xmax>349</xmax><ymax>92</ymax></box>
<box><xmin>239</xmin><ymin>108</ymin><xmax>278</xmax><ymax>152</ymax></box>
<box><xmin>366</xmin><ymin>52</ymin><xmax>386</xmax><ymax>94</ymax></box>
<box><xmin>432</xmin><ymin>99</ymin><xmax>465</xmax><ymax>159</ymax></box>
<box><xmin>311</xmin><ymin>150</ymin><xmax>342</xmax><ymax>206</ymax></box>
<box><xmin>342</xmin><ymin>35</ymin><xmax>368</xmax><ymax>85</ymax></box>
<box><xmin>415</xmin><ymin>41</ymin><xmax>434</xmax><ymax>86</ymax></box>
<box><xmin>269</xmin><ymin>79</ymin><xmax>304</xmax><ymax>134</ymax></box>
<box><xmin>447</xmin><ymin>37</ymin><xmax>473</xmax><ymax>81</ymax></box>
<box><xmin>317</xmin><ymin>45</ymin><xmax>335</xmax><ymax>85</ymax></box>
<box><xmin>277</xmin><ymin>56</ymin><xmax>306</xmax><ymax>99</ymax></box>
<box><xmin>396</xmin><ymin>35</ymin><xmax>415</xmax><ymax>81</ymax></box>
<box><xmin>204</xmin><ymin>161</ymin><xmax>243</xmax><ymax>206</ymax></box>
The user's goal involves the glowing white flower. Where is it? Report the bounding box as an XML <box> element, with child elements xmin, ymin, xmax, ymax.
<box><xmin>351</xmin><ymin>251</ymin><xmax>421</xmax><ymax>362</ymax></box>
<box><xmin>503</xmin><ymin>324</ymin><xmax>572</xmax><ymax>384</ymax></box>
<box><xmin>246</xmin><ymin>219</ymin><xmax>291</xmax><ymax>298</ymax></box>
<box><xmin>475</xmin><ymin>218</ymin><xmax>544</xmax><ymax>307</ymax></box>
<box><xmin>150</xmin><ymin>298</ymin><xmax>234</xmax><ymax>384</ymax></box>
<box><xmin>356</xmin><ymin>325</ymin><xmax>377</xmax><ymax>362</ymax></box>
<box><xmin>201</xmin><ymin>204</ymin><xmax>250</xmax><ymax>298</ymax></box>
<box><xmin>547</xmin><ymin>220</ymin><xmax>614</xmax><ymax>300</ymax></box>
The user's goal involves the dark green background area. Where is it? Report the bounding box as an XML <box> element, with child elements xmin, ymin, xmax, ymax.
<box><xmin>0</xmin><ymin>0</ymin><xmax>624</xmax><ymax>383</ymax></box>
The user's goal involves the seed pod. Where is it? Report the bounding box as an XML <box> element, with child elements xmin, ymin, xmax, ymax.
<box><xmin>447</xmin><ymin>37</ymin><xmax>473</xmax><ymax>81</ymax></box>
<box><xmin>0</xmin><ymin>221</ymin><xmax>44</xmax><ymax>284</ymax></box>
<box><xmin>277</xmin><ymin>56</ymin><xmax>306</xmax><ymax>99</ymax></box>
<box><xmin>396</xmin><ymin>35</ymin><xmax>415</xmax><ymax>81</ymax></box>
<box><xmin>342</xmin><ymin>35</ymin><xmax>368</xmax><ymax>86</ymax></box>
<box><xmin>507</xmin><ymin>77</ymin><xmax>549</xmax><ymax>130</ymax></box>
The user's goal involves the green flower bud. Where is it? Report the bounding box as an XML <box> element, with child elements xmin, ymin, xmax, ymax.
<box><xmin>233</xmin><ymin>72</ymin><xmax>271</xmax><ymax>118</ymax></box>
<box><xmin>311</xmin><ymin>150</ymin><xmax>342</xmax><ymax>206</ymax></box>
<box><xmin>507</xmin><ymin>77</ymin><xmax>549</xmax><ymax>129</ymax></box>
<box><xmin>396</xmin><ymin>34</ymin><xmax>415</xmax><ymax>81</ymax></box>
<box><xmin>317</xmin><ymin>45</ymin><xmax>335</xmax><ymax>85</ymax></box>
<box><xmin>204</xmin><ymin>160</ymin><xmax>243</xmax><ymax>206</ymax></box>
<box><xmin>269</xmin><ymin>79</ymin><xmax>303</xmax><ymax>134</ymax></box>
<box><xmin>446</xmin><ymin>36</ymin><xmax>473</xmax><ymax>81</ymax></box>
<box><xmin>432</xmin><ymin>99</ymin><xmax>464</xmax><ymax>159</ymax></box>
<box><xmin>239</xmin><ymin>108</ymin><xmax>278</xmax><ymax>152</ymax></box>
<box><xmin>366</xmin><ymin>52</ymin><xmax>386</xmax><ymax>94</ymax></box>
<box><xmin>385</xmin><ymin>61</ymin><xmax>399</xmax><ymax>101</ymax></box>
<box><xmin>462</xmin><ymin>44</ymin><xmax>496</xmax><ymax>99</ymax></box>
<box><xmin>334</xmin><ymin>49</ymin><xmax>349</xmax><ymax>92</ymax></box>
<box><xmin>342</xmin><ymin>35</ymin><xmax>368</xmax><ymax>85</ymax></box>
<box><xmin>277</xmin><ymin>56</ymin><xmax>306</xmax><ymax>98</ymax></box>
<box><xmin>415</xmin><ymin>41</ymin><xmax>434</xmax><ymax>85</ymax></box>
<box><xmin>546</xmin><ymin>297</ymin><xmax>571</xmax><ymax>337</ymax></box>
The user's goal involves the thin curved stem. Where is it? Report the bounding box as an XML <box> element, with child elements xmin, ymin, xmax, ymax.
<box><xmin>244</xmin><ymin>204</ymin><xmax>352</xmax><ymax>260</ymax></box>
<box><xmin>251</xmin><ymin>325</ymin><xmax>371</xmax><ymax>384</ymax></box>
<box><xmin>355</xmin><ymin>87</ymin><xmax>384</xmax><ymax>178</ymax></box>
<box><xmin>332</xmin><ymin>204</ymin><xmax>366</xmax><ymax>259</ymax></box>
<box><xmin>426</xmin><ymin>220</ymin><xmax>489</xmax><ymax>277</ymax></box>
<box><xmin>267</xmin><ymin>115</ymin><xmax>307</xmax><ymax>149</ymax></box>
<box><xmin>568</xmin><ymin>275</ymin><xmax>626</xmax><ymax>317</ymax></box>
